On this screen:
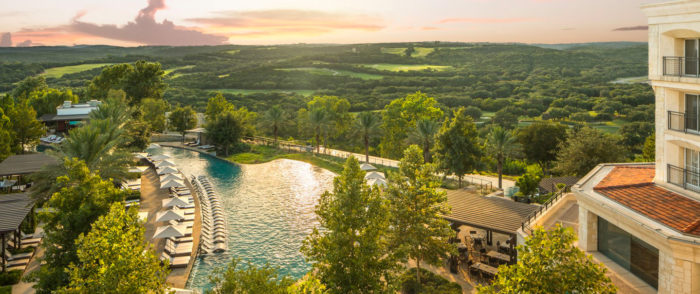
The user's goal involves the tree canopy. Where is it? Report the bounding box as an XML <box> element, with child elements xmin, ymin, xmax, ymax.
<box><xmin>433</xmin><ymin>107</ymin><xmax>482</xmax><ymax>187</ymax></box>
<box><xmin>380</xmin><ymin>91</ymin><xmax>444</xmax><ymax>159</ymax></box>
<box><xmin>168</xmin><ymin>105</ymin><xmax>198</xmax><ymax>141</ymax></box>
<box><xmin>554</xmin><ymin>127</ymin><xmax>627</xmax><ymax>176</ymax></box>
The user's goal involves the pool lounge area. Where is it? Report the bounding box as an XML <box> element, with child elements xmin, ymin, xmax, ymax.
<box><xmin>148</xmin><ymin>146</ymin><xmax>335</xmax><ymax>292</ymax></box>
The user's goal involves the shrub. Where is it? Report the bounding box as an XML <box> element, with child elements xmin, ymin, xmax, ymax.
<box><xmin>502</xmin><ymin>159</ymin><xmax>527</xmax><ymax>175</ymax></box>
<box><xmin>0</xmin><ymin>270</ymin><xmax>22</xmax><ymax>286</ymax></box>
<box><xmin>0</xmin><ymin>285</ymin><xmax>11</xmax><ymax>294</ymax></box>
<box><xmin>125</xmin><ymin>189</ymin><xmax>141</xmax><ymax>201</ymax></box>
<box><xmin>399</xmin><ymin>268</ymin><xmax>462</xmax><ymax>294</ymax></box>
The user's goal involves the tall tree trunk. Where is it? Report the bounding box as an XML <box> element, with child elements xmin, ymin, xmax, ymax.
<box><xmin>497</xmin><ymin>156</ymin><xmax>503</xmax><ymax>189</ymax></box>
<box><xmin>416</xmin><ymin>258</ymin><xmax>421</xmax><ymax>290</ymax></box>
<box><xmin>423</xmin><ymin>142</ymin><xmax>430</xmax><ymax>163</ymax></box>
<box><xmin>458</xmin><ymin>174</ymin><xmax>463</xmax><ymax>188</ymax></box>
<box><xmin>315</xmin><ymin>129</ymin><xmax>320</xmax><ymax>154</ymax></box>
<box><xmin>364</xmin><ymin>134</ymin><xmax>369</xmax><ymax>163</ymax></box>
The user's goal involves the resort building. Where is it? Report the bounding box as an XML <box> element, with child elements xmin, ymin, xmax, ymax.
<box><xmin>39</xmin><ymin>100</ymin><xmax>101</xmax><ymax>133</ymax></box>
<box><xmin>518</xmin><ymin>1</ymin><xmax>700</xmax><ymax>293</ymax></box>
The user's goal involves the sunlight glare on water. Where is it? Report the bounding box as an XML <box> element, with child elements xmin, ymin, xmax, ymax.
<box><xmin>151</xmin><ymin>147</ymin><xmax>335</xmax><ymax>292</ymax></box>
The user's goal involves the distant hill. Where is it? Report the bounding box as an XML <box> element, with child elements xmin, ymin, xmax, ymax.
<box><xmin>529</xmin><ymin>42</ymin><xmax>647</xmax><ymax>50</ymax></box>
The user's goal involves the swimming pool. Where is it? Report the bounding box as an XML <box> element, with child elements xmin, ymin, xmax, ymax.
<box><xmin>151</xmin><ymin>147</ymin><xmax>335</xmax><ymax>291</ymax></box>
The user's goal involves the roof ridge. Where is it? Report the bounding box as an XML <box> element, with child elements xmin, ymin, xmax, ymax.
<box><xmin>594</xmin><ymin>182</ymin><xmax>653</xmax><ymax>190</ymax></box>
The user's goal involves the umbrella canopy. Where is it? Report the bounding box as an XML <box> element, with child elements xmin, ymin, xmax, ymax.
<box><xmin>160</xmin><ymin>173</ymin><xmax>183</xmax><ymax>182</ymax></box>
<box><xmin>160</xmin><ymin>179</ymin><xmax>185</xmax><ymax>189</ymax></box>
<box><xmin>133</xmin><ymin>153</ymin><xmax>148</xmax><ymax>159</ymax></box>
<box><xmin>367</xmin><ymin>177</ymin><xmax>387</xmax><ymax>188</ymax></box>
<box><xmin>360</xmin><ymin>163</ymin><xmax>377</xmax><ymax>171</ymax></box>
<box><xmin>152</xmin><ymin>224</ymin><xmax>187</xmax><ymax>239</ymax></box>
<box><xmin>150</xmin><ymin>154</ymin><xmax>170</xmax><ymax>161</ymax></box>
<box><xmin>158</xmin><ymin>166</ymin><xmax>179</xmax><ymax>175</ymax></box>
<box><xmin>364</xmin><ymin>171</ymin><xmax>386</xmax><ymax>180</ymax></box>
<box><xmin>162</xmin><ymin>196</ymin><xmax>189</xmax><ymax>208</ymax></box>
<box><xmin>147</xmin><ymin>143</ymin><xmax>161</xmax><ymax>149</ymax></box>
<box><xmin>128</xmin><ymin>166</ymin><xmax>149</xmax><ymax>173</ymax></box>
<box><xmin>155</xmin><ymin>209</ymin><xmax>185</xmax><ymax>222</ymax></box>
<box><xmin>155</xmin><ymin>160</ymin><xmax>176</xmax><ymax>168</ymax></box>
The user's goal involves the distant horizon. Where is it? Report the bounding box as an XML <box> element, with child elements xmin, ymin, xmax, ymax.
<box><xmin>0</xmin><ymin>0</ymin><xmax>659</xmax><ymax>47</ymax></box>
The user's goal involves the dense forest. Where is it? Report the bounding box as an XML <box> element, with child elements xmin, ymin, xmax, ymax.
<box><xmin>0</xmin><ymin>41</ymin><xmax>654</xmax><ymax>166</ymax></box>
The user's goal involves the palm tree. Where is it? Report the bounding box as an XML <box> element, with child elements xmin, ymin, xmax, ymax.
<box><xmin>485</xmin><ymin>126</ymin><xmax>521</xmax><ymax>189</ymax></box>
<box><xmin>408</xmin><ymin>118</ymin><xmax>440</xmax><ymax>163</ymax></box>
<box><xmin>262</xmin><ymin>106</ymin><xmax>286</xmax><ymax>146</ymax></box>
<box><xmin>354</xmin><ymin>111</ymin><xmax>381</xmax><ymax>163</ymax></box>
<box><xmin>309</xmin><ymin>108</ymin><xmax>326</xmax><ymax>154</ymax></box>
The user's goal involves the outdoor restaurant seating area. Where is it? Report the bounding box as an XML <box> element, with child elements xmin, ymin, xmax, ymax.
<box><xmin>450</xmin><ymin>226</ymin><xmax>516</xmax><ymax>284</ymax></box>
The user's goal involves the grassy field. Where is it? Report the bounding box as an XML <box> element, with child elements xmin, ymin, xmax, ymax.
<box><xmin>412</xmin><ymin>47</ymin><xmax>435</xmax><ymax>57</ymax></box>
<box><xmin>590</xmin><ymin>120</ymin><xmax>625</xmax><ymax>134</ymax></box>
<box><xmin>164</xmin><ymin>65</ymin><xmax>194</xmax><ymax>76</ymax></box>
<box><xmin>278</xmin><ymin>67</ymin><xmax>384</xmax><ymax>80</ymax></box>
<box><xmin>360</xmin><ymin>64</ymin><xmax>451</xmax><ymax>72</ymax></box>
<box><xmin>226</xmin><ymin>145</ymin><xmax>346</xmax><ymax>173</ymax></box>
<box><xmin>225</xmin><ymin>49</ymin><xmax>240</xmax><ymax>55</ymax></box>
<box><xmin>381</xmin><ymin>47</ymin><xmax>406</xmax><ymax>55</ymax></box>
<box><xmin>43</xmin><ymin>63</ymin><xmax>113</xmax><ymax>78</ymax></box>
<box><xmin>213</xmin><ymin>89</ymin><xmax>317</xmax><ymax>96</ymax></box>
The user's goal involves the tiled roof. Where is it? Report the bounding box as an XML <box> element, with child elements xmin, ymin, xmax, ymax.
<box><xmin>593</xmin><ymin>166</ymin><xmax>700</xmax><ymax>236</ymax></box>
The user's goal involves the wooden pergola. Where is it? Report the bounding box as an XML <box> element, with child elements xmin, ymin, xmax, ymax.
<box><xmin>443</xmin><ymin>189</ymin><xmax>539</xmax><ymax>262</ymax></box>
<box><xmin>0</xmin><ymin>193</ymin><xmax>34</xmax><ymax>272</ymax></box>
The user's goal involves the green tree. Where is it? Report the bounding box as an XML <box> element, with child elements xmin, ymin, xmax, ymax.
<box><xmin>408</xmin><ymin>118</ymin><xmax>440</xmax><ymax>163</ymax></box>
<box><xmin>433</xmin><ymin>108</ymin><xmax>481</xmax><ymax>187</ymax></box>
<box><xmin>554</xmin><ymin>127</ymin><xmax>627</xmax><ymax>176</ymax></box>
<box><xmin>387</xmin><ymin>145</ymin><xmax>454</xmax><ymax>288</ymax></box>
<box><xmin>463</xmin><ymin>106</ymin><xmax>482</xmax><ymax>121</ymax></box>
<box><xmin>7</xmin><ymin>101</ymin><xmax>44</xmax><ymax>153</ymax></box>
<box><xmin>308</xmin><ymin>107</ymin><xmax>327</xmax><ymax>154</ymax></box>
<box><xmin>168</xmin><ymin>106</ymin><xmax>198</xmax><ymax>142</ymax></box>
<box><xmin>123</xmin><ymin>60</ymin><xmax>166</xmax><ymax>104</ymax></box>
<box><xmin>380</xmin><ymin>92</ymin><xmax>443</xmax><ymax>159</ymax></box>
<box><xmin>205</xmin><ymin>93</ymin><xmax>234</xmax><ymax>123</ymax></box>
<box><xmin>0</xmin><ymin>108</ymin><xmax>12</xmax><ymax>161</ymax></box>
<box><xmin>485</xmin><ymin>126</ymin><xmax>520</xmax><ymax>189</ymax></box>
<box><xmin>28</xmin><ymin>88</ymin><xmax>79</xmax><ymax>118</ymax></box>
<box><xmin>88</xmin><ymin>64</ymin><xmax>133</xmax><ymax>100</ymax></box>
<box><xmin>640</xmin><ymin>133</ymin><xmax>655</xmax><ymax>162</ymax></box>
<box><xmin>29</xmin><ymin>159</ymin><xmax>125</xmax><ymax>293</ymax></box>
<box><xmin>261</xmin><ymin>105</ymin><xmax>287</xmax><ymax>146</ymax></box>
<box><xmin>206</xmin><ymin>111</ymin><xmax>243</xmax><ymax>156</ymax></box>
<box><xmin>515</xmin><ymin>164</ymin><xmax>542</xmax><ymax>200</ymax></box>
<box><xmin>492</xmin><ymin>109</ymin><xmax>518</xmax><ymax>129</ymax></box>
<box><xmin>477</xmin><ymin>225</ymin><xmax>616</xmax><ymax>294</ymax></box>
<box><xmin>206</xmin><ymin>258</ymin><xmax>294</xmax><ymax>294</ymax></box>
<box><xmin>302</xmin><ymin>157</ymin><xmax>395</xmax><ymax>293</ymax></box>
<box><xmin>58</xmin><ymin>202</ymin><xmax>169</xmax><ymax>293</ymax></box>
<box><xmin>517</xmin><ymin>121</ymin><xmax>567</xmax><ymax>174</ymax></box>
<box><xmin>11</xmin><ymin>75</ymin><xmax>48</xmax><ymax>99</ymax></box>
<box><xmin>354</xmin><ymin>111</ymin><xmax>381</xmax><ymax>163</ymax></box>
<box><xmin>307</xmin><ymin>96</ymin><xmax>352</xmax><ymax>145</ymax></box>
<box><xmin>141</xmin><ymin>98</ymin><xmax>169</xmax><ymax>132</ymax></box>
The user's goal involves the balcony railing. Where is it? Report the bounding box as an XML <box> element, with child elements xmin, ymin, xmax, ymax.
<box><xmin>667</xmin><ymin>111</ymin><xmax>700</xmax><ymax>133</ymax></box>
<box><xmin>663</xmin><ymin>56</ymin><xmax>700</xmax><ymax>77</ymax></box>
<box><xmin>667</xmin><ymin>164</ymin><xmax>700</xmax><ymax>193</ymax></box>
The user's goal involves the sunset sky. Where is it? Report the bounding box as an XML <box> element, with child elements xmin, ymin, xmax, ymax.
<box><xmin>0</xmin><ymin>0</ymin><xmax>661</xmax><ymax>47</ymax></box>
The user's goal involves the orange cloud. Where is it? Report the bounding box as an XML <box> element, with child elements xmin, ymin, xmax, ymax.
<box><xmin>438</xmin><ymin>17</ymin><xmax>535</xmax><ymax>24</ymax></box>
<box><xmin>188</xmin><ymin>9</ymin><xmax>385</xmax><ymax>39</ymax></box>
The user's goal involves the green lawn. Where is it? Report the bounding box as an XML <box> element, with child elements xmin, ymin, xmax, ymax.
<box><xmin>43</xmin><ymin>63</ymin><xmax>113</xmax><ymax>78</ymax></box>
<box><xmin>164</xmin><ymin>65</ymin><xmax>194</xmax><ymax>76</ymax></box>
<box><xmin>278</xmin><ymin>67</ymin><xmax>384</xmax><ymax>80</ymax></box>
<box><xmin>381</xmin><ymin>47</ymin><xmax>406</xmax><ymax>55</ymax></box>
<box><xmin>360</xmin><ymin>64</ymin><xmax>451</xmax><ymax>72</ymax></box>
<box><xmin>226</xmin><ymin>145</ymin><xmax>346</xmax><ymax>174</ymax></box>
<box><xmin>412</xmin><ymin>47</ymin><xmax>435</xmax><ymax>57</ymax></box>
<box><xmin>225</xmin><ymin>49</ymin><xmax>240</xmax><ymax>55</ymax></box>
<box><xmin>212</xmin><ymin>89</ymin><xmax>316</xmax><ymax>96</ymax></box>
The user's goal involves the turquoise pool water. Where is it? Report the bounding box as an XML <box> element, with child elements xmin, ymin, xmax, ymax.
<box><xmin>151</xmin><ymin>147</ymin><xmax>335</xmax><ymax>291</ymax></box>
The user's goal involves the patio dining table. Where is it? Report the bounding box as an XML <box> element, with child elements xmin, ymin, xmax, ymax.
<box><xmin>487</xmin><ymin>250</ymin><xmax>511</xmax><ymax>263</ymax></box>
<box><xmin>471</xmin><ymin>262</ymin><xmax>498</xmax><ymax>276</ymax></box>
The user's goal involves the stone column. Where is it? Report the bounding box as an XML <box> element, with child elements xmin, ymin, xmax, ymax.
<box><xmin>578</xmin><ymin>206</ymin><xmax>597</xmax><ymax>252</ymax></box>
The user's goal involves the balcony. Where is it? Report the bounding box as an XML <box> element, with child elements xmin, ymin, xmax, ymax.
<box><xmin>663</xmin><ymin>56</ymin><xmax>700</xmax><ymax>77</ymax></box>
<box><xmin>667</xmin><ymin>111</ymin><xmax>700</xmax><ymax>133</ymax></box>
<box><xmin>667</xmin><ymin>164</ymin><xmax>700</xmax><ymax>193</ymax></box>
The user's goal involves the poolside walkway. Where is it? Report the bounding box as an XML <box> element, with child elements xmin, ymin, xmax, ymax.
<box><xmin>140</xmin><ymin>164</ymin><xmax>200</xmax><ymax>289</ymax></box>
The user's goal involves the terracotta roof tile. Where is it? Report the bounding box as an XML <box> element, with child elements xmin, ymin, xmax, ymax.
<box><xmin>594</xmin><ymin>166</ymin><xmax>700</xmax><ymax>237</ymax></box>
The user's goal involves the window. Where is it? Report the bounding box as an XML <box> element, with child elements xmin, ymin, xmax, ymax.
<box><xmin>686</xmin><ymin>39</ymin><xmax>699</xmax><ymax>76</ymax></box>
<box><xmin>598</xmin><ymin>217</ymin><xmax>659</xmax><ymax>289</ymax></box>
<box><xmin>685</xmin><ymin>148</ymin><xmax>700</xmax><ymax>192</ymax></box>
<box><xmin>686</xmin><ymin>94</ymin><xmax>700</xmax><ymax>132</ymax></box>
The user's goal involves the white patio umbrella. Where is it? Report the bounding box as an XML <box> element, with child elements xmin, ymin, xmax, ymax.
<box><xmin>155</xmin><ymin>209</ymin><xmax>185</xmax><ymax>222</ymax></box>
<box><xmin>367</xmin><ymin>177</ymin><xmax>387</xmax><ymax>188</ymax></box>
<box><xmin>148</xmin><ymin>143</ymin><xmax>161</xmax><ymax>149</ymax></box>
<box><xmin>152</xmin><ymin>224</ymin><xmax>187</xmax><ymax>239</ymax></box>
<box><xmin>133</xmin><ymin>152</ymin><xmax>148</xmax><ymax>159</ymax></box>
<box><xmin>364</xmin><ymin>171</ymin><xmax>386</xmax><ymax>180</ymax></box>
<box><xmin>150</xmin><ymin>154</ymin><xmax>170</xmax><ymax>161</ymax></box>
<box><xmin>128</xmin><ymin>166</ymin><xmax>149</xmax><ymax>173</ymax></box>
<box><xmin>158</xmin><ymin>166</ymin><xmax>179</xmax><ymax>175</ymax></box>
<box><xmin>360</xmin><ymin>163</ymin><xmax>377</xmax><ymax>171</ymax></box>
<box><xmin>162</xmin><ymin>196</ymin><xmax>189</xmax><ymax>208</ymax></box>
<box><xmin>160</xmin><ymin>179</ymin><xmax>185</xmax><ymax>189</ymax></box>
<box><xmin>160</xmin><ymin>173</ymin><xmax>183</xmax><ymax>182</ymax></box>
<box><xmin>155</xmin><ymin>160</ymin><xmax>176</xmax><ymax>168</ymax></box>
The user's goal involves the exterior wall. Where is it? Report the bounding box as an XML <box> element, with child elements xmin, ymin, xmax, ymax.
<box><xmin>56</xmin><ymin>105</ymin><xmax>97</xmax><ymax>116</ymax></box>
<box><xmin>578</xmin><ymin>205</ymin><xmax>598</xmax><ymax>251</ymax></box>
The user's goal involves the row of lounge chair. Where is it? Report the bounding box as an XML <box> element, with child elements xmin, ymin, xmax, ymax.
<box><xmin>4</xmin><ymin>232</ymin><xmax>42</xmax><ymax>272</ymax></box>
<box><xmin>192</xmin><ymin>175</ymin><xmax>226</xmax><ymax>254</ymax></box>
<box><xmin>39</xmin><ymin>134</ymin><xmax>64</xmax><ymax>144</ymax></box>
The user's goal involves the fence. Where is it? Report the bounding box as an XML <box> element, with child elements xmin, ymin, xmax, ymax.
<box><xmin>520</xmin><ymin>189</ymin><xmax>566</xmax><ymax>234</ymax></box>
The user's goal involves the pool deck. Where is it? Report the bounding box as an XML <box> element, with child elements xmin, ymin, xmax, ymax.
<box><xmin>140</xmin><ymin>163</ymin><xmax>201</xmax><ymax>289</ymax></box>
<box><xmin>158</xmin><ymin>142</ymin><xmax>216</xmax><ymax>157</ymax></box>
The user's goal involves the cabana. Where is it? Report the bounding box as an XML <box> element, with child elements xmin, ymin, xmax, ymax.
<box><xmin>128</xmin><ymin>166</ymin><xmax>149</xmax><ymax>173</ymax></box>
<box><xmin>152</xmin><ymin>224</ymin><xmax>187</xmax><ymax>239</ymax></box>
<box><xmin>185</xmin><ymin>128</ymin><xmax>208</xmax><ymax>146</ymax></box>
<box><xmin>364</xmin><ymin>171</ymin><xmax>386</xmax><ymax>180</ymax></box>
<box><xmin>155</xmin><ymin>209</ymin><xmax>186</xmax><ymax>222</ymax></box>
<box><xmin>443</xmin><ymin>189</ymin><xmax>539</xmax><ymax>262</ymax></box>
<box><xmin>367</xmin><ymin>177</ymin><xmax>387</xmax><ymax>188</ymax></box>
<box><xmin>0</xmin><ymin>193</ymin><xmax>34</xmax><ymax>272</ymax></box>
<box><xmin>360</xmin><ymin>163</ymin><xmax>377</xmax><ymax>171</ymax></box>
<box><xmin>160</xmin><ymin>173</ymin><xmax>183</xmax><ymax>182</ymax></box>
<box><xmin>150</xmin><ymin>154</ymin><xmax>170</xmax><ymax>161</ymax></box>
<box><xmin>162</xmin><ymin>197</ymin><xmax>190</xmax><ymax>208</ymax></box>
<box><xmin>155</xmin><ymin>160</ymin><xmax>176</xmax><ymax>168</ymax></box>
<box><xmin>157</xmin><ymin>166</ymin><xmax>179</xmax><ymax>175</ymax></box>
<box><xmin>160</xmin><ymin>179</ymin><xmax>185</xmax><ymax>189</ymax></box>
